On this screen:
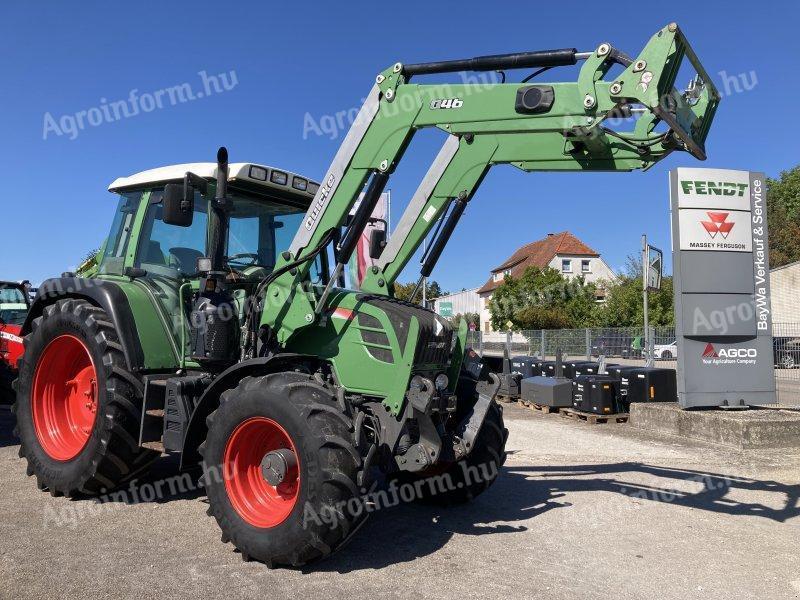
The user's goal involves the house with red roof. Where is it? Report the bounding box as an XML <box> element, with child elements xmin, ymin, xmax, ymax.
<box><xmin>477</xmin><ymin>231</ymin><xmax>616</xmax><ymax>333</ymax></box>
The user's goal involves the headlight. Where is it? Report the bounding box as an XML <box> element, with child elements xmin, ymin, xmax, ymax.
<box><xmin>410</xmin><ymin>375</ymin><xmax>426</xmax><ymax>393</ymax></box>
<box><xmin>248</xmin><ymin>165</ymin><xmax>268</xmax><ymax>181</ymax></box>
<box><xmin>270</xmin><ymin>170</ymin><xmax>288</xmax><ymax>185</ymax></box>
<box><xmin>435</xmin><ymin>373</ymin><xmax>449</xmax><ymax>391</ymax></box>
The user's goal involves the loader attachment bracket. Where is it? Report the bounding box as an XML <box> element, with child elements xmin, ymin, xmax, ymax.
<box><xmin>607</xmin><ymin>23</ymin><xmax>720</xmax><ymax>160</ymax></box>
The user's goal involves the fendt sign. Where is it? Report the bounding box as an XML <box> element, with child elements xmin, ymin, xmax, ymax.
<box><xmin>670</xmin><ymin>168</ymin><xmax>775</xmax><ymax>408</ymax></box>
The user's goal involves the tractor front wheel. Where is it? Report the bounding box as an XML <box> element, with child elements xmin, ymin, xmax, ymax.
<box><xmin>14</xmin><ymin>299</ymin><xmax>157</xmax><ymax>496</ymax></box>
<box><xmin>201</xmin><ymin>372</ymin><xmax>366</xmax><ymax>567</ymax></box>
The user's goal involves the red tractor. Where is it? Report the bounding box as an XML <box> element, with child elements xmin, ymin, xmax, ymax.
<box><xmin>0</xmin><ymin>281</ymin><xmax>30</xmax><ymax>402</ymax></box>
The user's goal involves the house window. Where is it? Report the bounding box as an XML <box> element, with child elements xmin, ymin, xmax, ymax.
<box><xmin>561</xmin><ymin>259</ymin><xmax>572</xmax><ymax>273</ymax></box>
<box><xmin>581</xmin><ymin>259</ymin><xmax>591</xmax><ymax>273</ymax></box>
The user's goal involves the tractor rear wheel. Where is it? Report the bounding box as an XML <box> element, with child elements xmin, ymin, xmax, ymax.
<box><xmin>201</xmin><ymin>372</ymin><xmax>366</xmax><ymax>567</ymax></box>
<box><xmin>13</xmin><ymin>299</ymin><xmax>157</xmax><ymax>496</ymax></box>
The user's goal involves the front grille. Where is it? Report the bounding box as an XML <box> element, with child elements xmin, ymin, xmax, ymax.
<box><xmin>357</xmin><ymin>294</ymin><xmax>454</xmax><ymax>369</ymax></box>
<box><xmin>414</xmin><ymin>320</ymin><xmax>453</xmax><ymax>367</ymax></box>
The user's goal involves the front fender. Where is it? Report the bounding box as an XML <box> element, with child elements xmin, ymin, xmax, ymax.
<box><xmin>179</xmin><ymin>353</ymin><xmax>317</xmax><ymax>470</ymax></box>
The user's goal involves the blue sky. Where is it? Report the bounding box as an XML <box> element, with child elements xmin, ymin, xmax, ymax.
<box><xmin>1</xmin><ymin>1</ymin><xmax>797</xmax><ymax>291</ymax></box>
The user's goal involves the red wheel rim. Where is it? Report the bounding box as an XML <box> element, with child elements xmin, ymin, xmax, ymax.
<box><xmin>31</xmin><ymin>335</ymin><xmax>98</xmax><ymax>461</ymax></box>
<box><xmin>223</xmin><ymin>417</ymin><xmax>300</xmax><ymax>528</ymax></box>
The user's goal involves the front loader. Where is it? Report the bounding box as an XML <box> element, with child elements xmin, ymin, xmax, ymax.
<box><xmin>14</xmin><ymin>24</ymin><xmax>718</xmax><ymax>566</ymax></box>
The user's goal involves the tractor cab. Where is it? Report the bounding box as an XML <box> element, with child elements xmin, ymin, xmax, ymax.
<box><xmin>104</xmin><ymin>161</ymin><xmax>324</xmax><ymax>281</ymax></box>
<box><xmin>101</xmin><ymin>160</ymin><xmax>325</xmax><ymax>367</ymax></box>
<box><xmin>0</xmin><ymin>280</ymin><xmax>30</xmax><ymax>399</ymax></box>
<box><xmin>0</xmin><ymin>281</ymin><xmax>30</xmax><ymax>327</ymax></box>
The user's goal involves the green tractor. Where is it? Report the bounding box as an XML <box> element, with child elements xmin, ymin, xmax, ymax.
<box><xmin>13</xmin><ymin>24</ymin><xmax>718</xmax><ymax>566</ymax></box>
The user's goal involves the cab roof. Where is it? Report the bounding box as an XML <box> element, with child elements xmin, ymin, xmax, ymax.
<box><xmin>108</xmin><ymin>162</ymin><xmax>320</xmax><ymax>200</ymax></box>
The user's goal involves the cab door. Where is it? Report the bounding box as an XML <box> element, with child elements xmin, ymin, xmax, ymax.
<box><xmin>130</xmin><ymin>189</ymin><xmax>209</xmax><ymax>364</ymax></box>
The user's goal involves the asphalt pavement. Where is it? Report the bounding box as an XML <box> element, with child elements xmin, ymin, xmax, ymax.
<box><xmin>2</xmin><ymin>403</ymin><xmax>799</xmax><ymax>600</ymax></box>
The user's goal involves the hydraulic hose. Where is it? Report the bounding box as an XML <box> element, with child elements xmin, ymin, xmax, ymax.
<box><xmin>246</xmin><ymin>228</ymin><xmax>336</xmax><ymax>356</ymax></box>
<box><xmin>404</xmin><ymin>49</ymin><xmax>577</xmax><ymax>76</ymax></box>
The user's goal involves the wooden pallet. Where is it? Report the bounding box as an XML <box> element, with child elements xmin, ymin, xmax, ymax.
<box><xmin>495</xmin><ymin>394</ymin><xmax>517</xmax><ymax>404</ymax></box>
<box><xmin>518</xmin><ymin>399</ymin><xmax>560</xmax><ymax>414</ymax></box>
<box><xmin>560</xmin><ymin>407</ymin><xmax>629</xmax><ymax>424</ymax></box>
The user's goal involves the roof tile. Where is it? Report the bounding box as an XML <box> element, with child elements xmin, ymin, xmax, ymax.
<box><xmin>477</xmin><ymin>231</ymin><xmax>598</xmax><ymax>294</ymax></box>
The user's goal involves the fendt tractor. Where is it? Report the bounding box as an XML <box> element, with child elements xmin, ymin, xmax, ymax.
<box><xmin>13</xmin><ymin>24</ymin><xmax>718</xmax><ymax>566</ymax></box>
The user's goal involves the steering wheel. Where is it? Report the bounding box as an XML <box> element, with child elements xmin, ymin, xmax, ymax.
<box><xmin>226</xmin><ymin>253</ymin><xmax>261</xmax><ymax>266</ymax></box>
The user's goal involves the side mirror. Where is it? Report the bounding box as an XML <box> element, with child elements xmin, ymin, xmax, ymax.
<box><xmin>369</xmin><ymin>228</ymin><xmax>387</xmax><ymax>259</ymax></box>
<box><xmin>163</xmin><ymin>183</ymin><xmax>194</xmax><ymax>227</ymax></box>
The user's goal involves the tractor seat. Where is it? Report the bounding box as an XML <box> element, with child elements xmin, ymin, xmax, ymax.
<box><xmin>142</xmin><ymin>241</ymin><xmax>166</xmax><ymax>265</ymax></box>
<box><xmin>169</xmin><ymin>247</ymin><xmax>204</xmax><ymax>274</ymax></box>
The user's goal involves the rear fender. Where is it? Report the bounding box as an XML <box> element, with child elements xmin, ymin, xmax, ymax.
<box><xmin>23</xmin><ymin>277</ymin><xmax>176</xmax><ymax>372</ymax></box>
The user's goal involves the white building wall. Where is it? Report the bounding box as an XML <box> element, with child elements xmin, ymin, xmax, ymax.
<box><xmin>547</xmin><ymin>254</ymin><xmax>616</xmax><ymax>284</ymax></box>
<box><xmin>770</xmin><ymin>262</ymin><xmax>800</xmax><ymax>324</ymax></box>
<box><xmin>433</xmin><ymin>288</ymin><xmax>481</xmax><ymax>316</ymax></box>
<box><xmin>479</xmin><ymin>293</ymin><xmax>493</xmax><ymax>333</ymax></box>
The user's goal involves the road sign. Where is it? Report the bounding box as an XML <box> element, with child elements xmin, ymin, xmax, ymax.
<box><xmin>439</xmin><ymin>301</ymin><xmax>453</xmax><ymax>317</ymax></box>
<box><xmin>646</xmin><ymin>245</ymin><xmax>663</xmax><ymax>291</ymax></box>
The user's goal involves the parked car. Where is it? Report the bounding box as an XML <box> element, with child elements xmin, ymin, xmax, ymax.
<box><xmin>773</xmin><ymin>336</ymin><xmax>800</xmax><ymax>369</ymax></box>
<box><xmin>591</xmin><ymin>331</ymin><xmax>635</xmax><ymax>358</ymax></box>
<box><xmin>653</xmin><ymin>340</ymin><xmax>677</xmax><ymax>360</ymax></box>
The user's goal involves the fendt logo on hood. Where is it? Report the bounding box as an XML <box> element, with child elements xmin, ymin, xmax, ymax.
<box><xmin>700</xmin><ymin>212</ymin><xmax>735</xmax><ymax>239</ymax></box>
<box><xmin>681</xmin><ymin>180</ymin><xmax>748</xmax><ymax>197</ymax></box>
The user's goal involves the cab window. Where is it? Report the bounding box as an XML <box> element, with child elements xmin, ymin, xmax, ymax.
<box><xmin>135</xmin><ymin>190</ymin><xmax>208</xmax><ymax>278</ymax></box>
<box><xmin>98</xmin><ymin>191</ymin><xmax>141</xmax><ymax>276</ymax></box>
<box><xmin>226</xmin><ymin>194</ymin><xmax>326</xmax><ymax>284</ymax></box>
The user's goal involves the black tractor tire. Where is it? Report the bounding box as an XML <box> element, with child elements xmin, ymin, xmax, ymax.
<box><xmin>201</xmin><ymin>372</ymin><xmax>367</xmax><ymax>567</ymax></box>
<box><xmin>14</xmin><ymin>299</ymin><xmax>158</xmax><ymax>497</ymax></box>
<box><xmin>395</xmin><ymin>400</ymin><xmax>508</xmax><ymax>507</ymax></box>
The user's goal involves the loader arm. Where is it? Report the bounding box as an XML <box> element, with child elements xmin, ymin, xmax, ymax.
<box><xmin>260</xmin><ymin>23</ymin><xmax>719</xmax><ymax>346</ymax></box>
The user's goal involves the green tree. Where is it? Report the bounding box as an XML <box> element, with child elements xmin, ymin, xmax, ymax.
<box><xmin>596</xmin><ymin>254</ymin><xmax>674</xmax><ymax>327</ymax></box>
<box><xmin>392</xmin><ymin>280</ymin><xmax>447</xmax><ymax>304</ymax></box>
<box><xmin>488</xmin><ymin>266</ymin><xmax>599</xmax><ymax>330</ymax></box>
<box><xmin>767</xmin><ymin>167</ymin><xmax>800</xmax><ymax>268</ymax></box>
<box><xmin>451</xmin><ymin>312</ymin><xmax>480</xmax><ymax>329</ymax></box>
<box><xmin>513</xmin><ymin>305</ymin><xmax>572</xmax><ymax>329</ymax></box>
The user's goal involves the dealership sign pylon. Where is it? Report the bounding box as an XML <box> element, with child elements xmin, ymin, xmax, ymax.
<box><xmin>670</xmin><ymin>168</ymin><xmax>775</xmax><ymax>408</ymax></box>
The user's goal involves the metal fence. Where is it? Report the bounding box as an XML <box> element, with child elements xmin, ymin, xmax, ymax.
<box><xmin>466</xmin><ymin>324</ymin><xmax>800</xmax><ymax>406</ymax></box>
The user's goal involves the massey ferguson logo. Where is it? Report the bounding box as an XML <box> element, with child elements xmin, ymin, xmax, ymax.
<box><xmin>702</xmin><ymin>343</ymin><xmax>718</xmax><ymax>358</ymax></box>
<box><xmin>700</xmin><ymin>212</ymin><xmax>735</xmax><ymax>239</ymax></box>
<box><xmin>702</xmin><ymin>343</ymin><xmax>757</xmax><ymax>363</ymax></box>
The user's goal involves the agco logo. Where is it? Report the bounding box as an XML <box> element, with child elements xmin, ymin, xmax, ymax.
<box><xmin>700</xmin><ymin>212</ymin><xmax>735</xmax><ymax>239</ymax></box>
<box><xmin>702</xmin><ymin>343</ymin><xmax>757</xmax><ymax>359</ymax></box>
<box><xmin>681</xmin><ymin>180</ymin><xmax>748</xmax><ymax>197</ymax></box>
